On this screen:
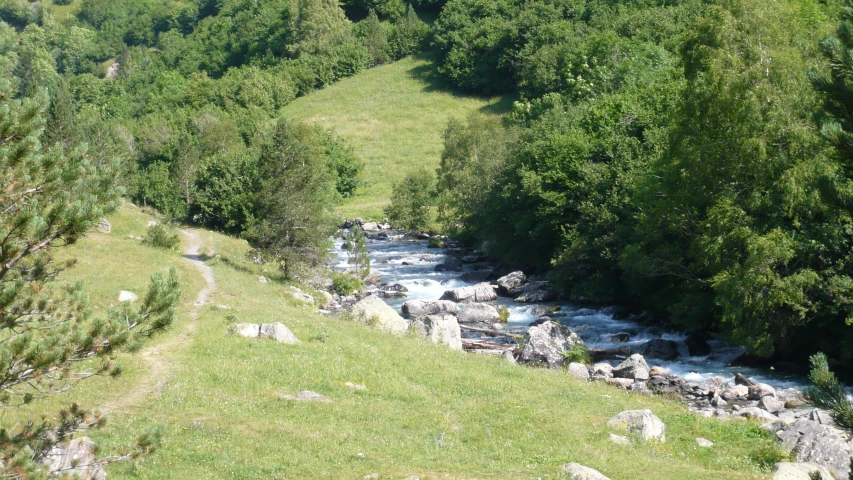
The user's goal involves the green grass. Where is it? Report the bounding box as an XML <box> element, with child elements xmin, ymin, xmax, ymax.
<box><xmin>45</xmin><ymin>0</ymin><xmax>81</xmax><ymax>20</ymax></box>
<box><xmin>281</xmin><ymin>54</ymin><xmax>514</xmax><ymax>220</ymax></box>
<box><xmin>3</xmin><ymin>204</ymin><xmax>783</xmax><ymax>479</ymax></box>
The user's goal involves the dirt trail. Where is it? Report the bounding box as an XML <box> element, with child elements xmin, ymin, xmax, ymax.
<box><xmin>99</xmin><ymin>230</ymin><xmax>215</xmax><ymax>414</ymax></box>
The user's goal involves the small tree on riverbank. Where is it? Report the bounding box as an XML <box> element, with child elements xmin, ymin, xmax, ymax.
<box><xmin>384</xmin><ymin>168</ymin><xmax>434</xmax><ymax>232</ymax></box>
<box><xmin>804</xmin><ymin>352</ymin><xmax>853</xmax><ymax>434</ymax></box>
<box><xmin>347</xmin><ymin>226</ymin><xmax>370</xmax><ymax>279</ymax></box>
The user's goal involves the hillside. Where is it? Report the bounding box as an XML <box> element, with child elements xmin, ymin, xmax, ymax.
<box><xmin>6</xmin><ymin>203</ymin><xmax>783</xmax><ymax>479</ymax></box>
<box><xmin>281</xmin><ymin>55</ymin><xmax>512</xmax><ymax>220</ymax></box>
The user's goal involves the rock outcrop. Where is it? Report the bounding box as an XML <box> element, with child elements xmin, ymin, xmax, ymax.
<box><xmin>352</xmin><ymin>296</ymin><xmax>408</xmax><ymax>335</ymax></box>
<box><xmin>777</xmin><ymin>418</ymin><xmax>853</xmax><ymax>480</ymax></box>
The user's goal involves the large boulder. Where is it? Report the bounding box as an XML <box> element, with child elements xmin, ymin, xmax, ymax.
<box><xmin>612</xmin><ymin>354</ymin><xmax>650</xmax><ymax>381</ymax></box>
<box><xmin>520</xmin><ymin>320</ymin><xmax>582</xmax><ymax>368</ymax></box>
<box><xmin>777</xmin><ymin>418</ymin><xmax>853</xmax><ymax>480</ymax></box>
<box><xmin>41</xmin><ymin>437</ymin><xmax>106</xmax><ymax>480</ymax></box>
<box><xmin>496</xmin><ymin>271</ymin><xmax>526</xmax><ymax>296</ymax></box>
<box><xmin>561</xmin><ymin>463</ymin><xmax>611</xmax><ymax>480</ymax></box>
<box><xmin>260</xmin><ymin>323</ymin><xmax>299</xmax><ymax>344</ymax></box>
<box><xmin>772</xmin><ymin>462</ymin><xmax>835</xmax><ymax>480</ymax></box>
<box><xmin>417</xmin><ymin>314</ymin><xmax>463</xmax><ymax>350</ymax></box>
<box><xmin>439</xmin><ymin>283</ymin><xmax>497</xmax><ymax>303</ymax></box>
<box><xmin>513</xmin><ymin>281</ymin><xmax>556</xmax><ymax>303</ymax></box>
<box><xmin>457</xmin><ymin>303</ymin><xmax>501</xmax><ymax>324</ymax></box>
<box><xmin>607</xmin><ymin>409</ymin><xmax>666</xmax><ymax>442</ymax></box>
<box><xmin>637</xmin><ymin>339</ymin><xmax>680</xmax><ymax>360</ymax></box>
<box><xmin>351</xmin><ymin>296</ymin><xmax>408</xmax><ymax>335</ymax></box>
<box><xmin>748</xmin><ymin>383</ymin><xmax>777</xmax><ymax>400</ymax></box>
<box><xmin>401</xmin><ymin>300</ymin><xmax>458</xmax><ymax>319</ymax></box>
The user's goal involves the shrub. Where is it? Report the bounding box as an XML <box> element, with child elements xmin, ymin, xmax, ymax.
<box><xmin>332</xmin><ymin>272</ymin><xmax>364</xmax><ymax>295</ymax></box>
<box><xmin>562</xmin><ymin>344</ymin><xmax>591</xmax><ymax>365</ymax></box>
<box><xmin>427</xmin><ymin>236</ymin><xmax>442</xmax><ymax>248</ymax></box>
<box><xmin>385</xmin><ymin>168</ymin><xmax>435</xmax><ymax>231</ymax></box>
<box><xmin>143</xmin><ymin>224</ymin><xmax>181</xmax><ymax>250</ymax></box>
<box><xmin>497</xmin><ymin>306</ymin><xmax>510</xmax><ymax>323</ymax></box>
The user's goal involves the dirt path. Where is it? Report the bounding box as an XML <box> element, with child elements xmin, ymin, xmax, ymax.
<box><xmin>99</xmin><ymin>230</ymin><xmax>215</xmax><ymax>414</ymax></box>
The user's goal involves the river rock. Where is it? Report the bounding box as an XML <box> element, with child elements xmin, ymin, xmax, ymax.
<box><xmin>260</xmin><ymin>323</ymin><xmax>299</xmax><ymax>344</ymax></box>
<box><xmin>520</xmin><ymin>320</ymin><xmax>582</xmax><ymax>368</ymax></box>
<box><xmin>351</xmin><ymin>296</ymin><xmax>407</xmax><ymax>335</ymax></box>
<box><xmin>592</xmin><ymin>363</ymin><xmax>614</xmax><ymax>378</ymax></box>
<box><xmin>439</xmin><ymin>282</ymin><xmax>497</xmax><ymax>303</ymax></box>
<box><xmin>637</xmin><ymin>339</ymin><xmax>680</xmax><ymax>360</ymax></box>
<box><xmin>612</xmin><ymin>354</ymin><xmax>650</xmax><ymax>381</ymax></box>
<box><xmin>236</xmin><ymin>323</ymin><xmax>260</xmax><ymax>337</ymax></box>
<box><xmin>772</xmin><ymin>462</ymin><xmax>835</xmax><ymax>480</ymax></box>
<box><xmin>402</xmin><ymin>300</ymin><xmax>458</xmax><ymax>319</ymax></box>
<box><xmin>606</xmin><ymin>378</ymin><xmax>635</xmax><ymax>389</ymax></box>
<box><xmin>459</xmin><ymin>269</ymin><xmax>493</xmax><ymax>283</ymax></box>
<box><xmin>363</xmin><ymin>271</ymin><xmax>382</xmax><ymax>286</ymax></box>
<box><xmin>748</xmin><ymin>383</ymin><xmax>777</xmax><ymax>400</ymax></box>
<box><xmin>735</xmin><ymin>407</ymin><xmax>779</xmax><ymax>423</ymax></box>
<box><xmin>777</xmin><ymin>418</ymin><xmax>853</xmax><ymax>480</ymax></box>
<box><xmin>561</xmin><ymin>463</ymin><xmax>611</xmax><ymax>480</ymax></box>
<box><xmin>759</xmin><ymin>396</ymin><xmax>784</xmax><ymax>414</ymax></box>
<box><xmin>419</xmin><ymin>314</ymin><xmax>463</xmax><ymax>350</ymax></box>
<box><xmin>362</xmin><ymin>222</ymin><xmax>380</xmax><ymax>231</ymax></box>
<box><xmin>567</xmin><ymin>362</ymin><xmax>590</xmax><ymax>380</ymax></box>
<box><xmin>435</xmin><ymin>257</ymin><xmax>463</xmax><ymax>272</ymax></box>
<box><xmin>735</xmin><ymin>372</ymin><xmax>756</xmax><ymax>386</ymax></box>
<box><xmin>457</xmin><ymin>303</ymin><xmax>501</xmax><ymax>323</ymax></box>
<box><xmin>609</xmin><ymin>333</ymin><xmax>631</xmax><ymax>343</ymax></box>
<box><xmin>777</xmin><ymin>388</ymin><xmax>806</xmax><ymax>408</ymax></box>
<box><xmin>41</xmin><ymin>437</ymin><xmax>106</xmax><ymax>480</ymax></box>
<box><xmin>514</xmin><ymin>281</ymin><xmax>556</xmax><ymax>303</ymax></box>
<box><xmin>607</xmin><ymin>409</ymin><xmax>666</xmax><ymax>442</ymax></box>
<box><xmin>685</xmin><ymin>332</ymin><xmax>712</xmax><ymax>356</ymax></box>
<box><xmin>496</xmin><ymin>271</ymin><xmax>526</xmax><ymax>296</ymax></box>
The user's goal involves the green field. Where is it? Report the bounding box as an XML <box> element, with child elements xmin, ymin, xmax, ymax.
<box><xmin>282</xmin><ymin>55</ymin><xmax>513</xmax><ymax>220</ymax></box>
<box><xmin>45</xmin><ymin>0</ymin><xmax>81</xmax><ymax>20</ymax></box>
<box><xmin>5</xmin><ymin>203</ymin><xmax>782</xmax><ymax>479</ymax></box>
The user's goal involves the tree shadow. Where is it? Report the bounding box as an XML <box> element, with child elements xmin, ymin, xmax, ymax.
<box><xmin>405</xmin><ymin>51</ymin><xmax>517</xmax><ymax>115</ymax></box>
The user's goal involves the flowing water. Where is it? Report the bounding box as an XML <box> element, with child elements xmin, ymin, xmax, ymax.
<box><xmin>333</xmin><ymin>235</ymin><xmax>809</xmax><ymax>392</ymax></box>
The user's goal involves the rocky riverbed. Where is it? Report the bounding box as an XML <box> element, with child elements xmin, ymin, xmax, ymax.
<box><xmin>328</xmin><ymin>224</ymin><xmax>853</xmax><ymax>480</ymax></box>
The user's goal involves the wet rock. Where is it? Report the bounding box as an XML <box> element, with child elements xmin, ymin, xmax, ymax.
<box><xmin>458</xmin><ymin>270</ymin><xmax>493</xmax><ymax>283</ymax></box>
<box><xmin>561</xmin><ymin>463</ymin><xmax>611</xmax><ymax>480</ymax></box>
<box><xmin>637</xmin><ymin>339</ymin><xmax>680</xmax><ymax>361</ymax></box>
<box><xmin>520</xmin><ymin>320</ymin><xmax>582</xmax><ymax>368</ymax></box>
<box><xmin>351</xmin><ymin>296</ymin><xmax>408</xmax><ymax>335</ymax></box>
<box><xmin>777</xmin><ymin>418</ymin><xmax>853</xmax><ymax>480</ymax></box>
<box><xmin>609</xmin><ymin>333</ymin><xmax>631</xmax><ymax>343</ymax></box>
<box><xmin>457</xmin><ymin>303</ymin><xmax>501</xmax><ymax>324</ymax></box>
<box><xmin>420</xmin><ymin>314</ymin><xmax>463</xmax><ymax>351</ymax></box>
<box><xmin>607</xmin><ymin>409</ymin><xmax>666</xmax><ymax>442</ymax></box>
<box><xmin>567</xmin><ymin>362</ymin><xmax>590</xmax><ymax>380</ymax></box>
<box><xmin>260</xmin><ymin>323</ymin><xmax>299</xmax><ymax>344</ymax></box>
<box><xmin>612</xmin><ymin>354</ymin><xmax>650</xmax><ymax>381</ymax></box>
<box><xmin>735</xmin><ymin>373</ymin><xmax>756</xmax><ymax>387</ymax></box>
<box><xmin>496</xmin><ymin>271</ymin><xmax>526</xmax><ymax>296</ymax></box>
<box><xmin>434</xmin><ymin>257</ymin><xmax>464</xmax><ymax>272</ymax></box>
<box><xmin>772</xmin><ymin>462</ymin><xmax>834</xmax><ymax>480</ymax></box>
<box><xmin>685</xmin><ymin>332</ymin><xmax>712</xmax><ymax>357</ymax></box>
<box><xmin>439</xmin><ymin>283</ymin><xmax>497</xmax><ymax>303</ymax></box>
<box><xmin>401</xmin><ymin>299</ymin><xmax>459</xmax><ymax>319</ymax></box>
<box><xmin>514</xmin><ymin>281</ymin><xmax>556</xmax><ymax>303</ymax></box>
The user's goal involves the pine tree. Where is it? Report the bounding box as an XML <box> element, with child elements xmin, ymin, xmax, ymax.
<box><xmin>804</xmin><ymin>352</ymin><xmax>853</xmax><ymax>434</ymax></box>
<box><xmin>0</xmin><ymin>80</ymin><xmax>181</xmax><ymax>475</ymax></box>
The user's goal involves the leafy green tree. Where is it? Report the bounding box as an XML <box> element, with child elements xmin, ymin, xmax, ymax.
<box><xmin>321</xmin><ymin>128</ymin><xmax>364</xmax><ymax>198</ymax></box>
<box><xmin>245</xmin><ymin>120</ymin><xmax>337</xmax><ymax>279</ymax></box>
<box><xmin>0</xmin><ymin>81</ymin><xmax>181</xmax><ymax>475</ymax></box>
<box><xmin>346</xmin><ymin>226</ymin><xmax>371</xmax><ymax>280</ymax></box>
<box><xmin>357</xmin><ymin>9</ymin><xmax>391</xmax><ymax>65</ymax></box>
<box><xmin>389</xmin><ymin>4</ymin><xmax>429</xmax><ymax>59</ymax></box>
<box><xmin>385</xmin><ymin>168</ymin><xmax>435</xmax><ymax>231</ymax></box>
<box><xmin>290</xmin><ymin>0</ymin><xmax>355</xmax><ymax>57</ymax></box>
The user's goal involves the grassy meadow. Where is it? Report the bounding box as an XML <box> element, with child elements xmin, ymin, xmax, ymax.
<box><xmin>281</xmin><ymin>55</ymin><xmax>513</xmax><ymax>220</ymax></box>
<box><xmin>4</xmin><ymin>204</ymin><xmax>784</xmax><ymax>479</ymax></box>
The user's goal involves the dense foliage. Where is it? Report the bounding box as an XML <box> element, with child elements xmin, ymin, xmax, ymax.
<box><xmin>431</xmin><ymin>0</ymin><xmax>853</xmax><ymax>373</ymax></box>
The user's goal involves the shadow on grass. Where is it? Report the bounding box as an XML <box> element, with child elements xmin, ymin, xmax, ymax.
<box><xmin>405</xmin><ymin>51</ymin><xmax>517</xmax><ymax>115</ymax></box>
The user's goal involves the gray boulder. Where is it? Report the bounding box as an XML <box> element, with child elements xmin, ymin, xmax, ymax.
<box><xmin>351</xmin><ymin>296</ymin><xmax>408</xmax><ymax>335</ymax></box>
<box><xmin>420</xmin><ymin>314</ymin><xmax>463</xmax><ymax>351</ymax></box>
<box><xmin>459</xmin><ymin>270</ymin><xmax>493</xmax><ymax>283</ymax></box>
<box><xmin>759</xmin><ymin>396</ymin><xmax>784</xmax><ymax>414</ymax></box>
<box><xmin>607</xmin><ymin>409</ymin><xmax>666</xmax><ymax>442</ymax></box>
<box><xmin>513</xmin><ymin>281</ymin><xmax>556</xmax><ymax>303</ymax></box>
<box><xmin>520</xmin><ymin>320</ymin><xmax>582</xmax><ymax>368</ymax></box>
<box><xmin>777</xmin><ymin>418</ymin><xmax>853</xmax><ymax>480</ymax></box>
<box><xmin>260</xmin><ymin>323</ymin><xmax>299</xmax><ymax>344</ymax></box>
<box><xmin>567</xmin><ymin>362</ymin><xmax>591</xmax><ymax>380</ymax></box>
<box><xmin>289</xmin><ymin>287</ymin><xmax>315</xmax><ymax>305</ymax></box>
<box><xmin>457</xmin><ymin>303</ymin><xmax>501</xmax><ymax>324</ymax></box>
<box><xmin>439</xmin><ymin>282</ymin><xmax>497</xmax><ymax>303</ymax></box>
<box><xmin>561</xmin><ymin>463</ymin><xmax>611</xmax><ymax>480</ymax></box>
<box><xmin>236</xmin><ymin>323</ymin><xmax>260</xmax><ymax>337</ymax></box>
<box><xmin>118</xmin><ymin>290</ymin><xmax>138</xmax><ymax>302</ymax></box>
<box><xmin>735</xmin><ymin>407</ymin><xmax>779</xmax><ymax>424</ymax></box>
<box><xmin>496</xmin><ymin>271</ymin><xmax>526</xmax><ymax>296</ymax></box>
<box><xmin>41</xmin><ymin>437</ymin><xmax>106</xmax><ymax>480</ymax></box>
<box><xmin>748</xmin><ymin>383</ymin><xmax>777</xmax><ymax>400</ymax></box>
<box><xmin>772</xmin><ymin>462</ymin><xmax>835</xmax><ymax>480</ymax></box>
<box><xmin>612</xmin><ymin>354</ymin><xmax>650</xmax><ymax>381</ymax></box>
<box><xmin>97</xmin><ymin>218</ymin><xmax>111</xmax><ymax>234</ymax></box>
<box><xmin>401</xmin><ymin>299</ymin><xmax>458</xmax><ymax>319</ymax></box>
<box><xmin>637</xmin><ymin>339</ymin><xmax>680</xmax><ymax>360</ymax></box>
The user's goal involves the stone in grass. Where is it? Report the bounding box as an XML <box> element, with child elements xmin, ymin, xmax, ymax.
<box><xmin>236</xmin><ymin>323</ymin><xmax>260</xmax><ymax>338</ymax></box>
<box><xmin>351</xmin><ymin>295</ymin><xmax>408</xmax><ymax>335</ymax></box>
<box><xmin>772</xmin><ymin>462</ymin><xmax>834</xmax><ymax>480</ymax></box>
<box><xmin>696</xmin><ymin>438</ymin><xmax>713</xmax><ymax>448</ymax></box>
<box><xmin>41</xmin><ymin>437</ymin><xmax>106</xmax><ymax>480</ymax></box>
<box><xmin>97</xmin><ymin>218</ymin><xmax>111</xmax><ymax>234</ymax></box>
<box><xmin>345</xmin><ymin>381</ymin><xmax>367</xmax><ymax>391</ymax></box>
<box><xmin>259</xmin><ymin>276</ymin><xmax>268</xmax><ymax>283</ymax></box>
<box><xmin>567</xmin><ymin>362</ymin><xmax>590</xmax><ymax>380</ymax></box>
<box><xmin>609</xmin><ymin>433</ymin><xmax>631</xmax><ymax>446</ymax></box>
<box><xmin>279</xmin><ymin>391</ymin><xmax>331</xmax><ymax>403</ymax></box>
<box><xmin>420</xmin><ymin>314</ymin><xmax>463</xmax><ymax>351</ymax></box>
<box><xmin>118</xmin><ymin>290</ymin><xmax>138</xmax><ymax>302</ymax></box>
<box><xmin>607</xmin><ymin>409</ymin><xmax>666</xmax><ymax>442</ymax></box>
<box><xmin>612</xmin><ymin>354</ymin><xmax>650</xmax><ymax>381</ymax></box>
<box><xmin>260</xmin><ymin>323</ymin><xmax>299</xmax><ymax>344</ymax></box>
<box><xmin>561</xmin><ymin>463</ymin><xmax>611</xmax><ymax>480</ymax></box>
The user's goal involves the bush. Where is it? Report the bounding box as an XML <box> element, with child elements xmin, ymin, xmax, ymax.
<box><xmin>427</xmin><ymin>236</ymin><xmax>442</xmax><ymax>248</ymax></box>
<box><xmin>143</xmin><ymin>224</ymin><xmax>181</xmax><ymax>250</ymax></box>
<box><xmin>562</xmin><ymin>344</ymin><xmax>591</xmax><ymax>365</ymax></box>
<box><xmin>332</xmin><ymin>272</ymin><xmax>364</xmax><ymax>295</ymax></box>
<box><xmin>384</xmin><ymin>168</ymin><xmax>435</xmax><ymax>231</ymax></box>
<box><xmin>497</xmin><ymin>306</ymin><xmax>510</xmax><ymax>323</ymax></box>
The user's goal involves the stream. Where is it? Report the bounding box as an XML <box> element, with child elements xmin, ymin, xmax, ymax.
<box><xmin>333</xmin><ymin>235</ymin><xmax>809</xmax><ymax>392</ymax></box>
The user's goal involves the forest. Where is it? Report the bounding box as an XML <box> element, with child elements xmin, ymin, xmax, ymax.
<box><xmin>1</xmin><ymin>0</ymin><xmax>852</xmax><ymax>407</ymax></box>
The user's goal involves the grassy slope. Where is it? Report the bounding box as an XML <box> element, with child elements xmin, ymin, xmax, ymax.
<box><xmin>45</xmin><ymin>0</ymin><xmax>81</xmax><ymax>20</ymax></box>
<box><xmin>281</xmin><ymin>55</ymin><xmax>513</xmax><ymax>220</ymax></box>
<box><xmin>5</xmin><ymin>204</ymin><xmax>780</xmax><ymax>479</ymax></box>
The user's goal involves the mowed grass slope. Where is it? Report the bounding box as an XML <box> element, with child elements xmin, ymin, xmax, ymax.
<box><xmin>4</xmin><ymin>204</ymin><xmax>782</xmax><ymax>479</ymax></box>
<box><xmin>282</xmin><ymin>55</ymin><xmax>513</xmax><ymax>220</ymax></box>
